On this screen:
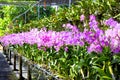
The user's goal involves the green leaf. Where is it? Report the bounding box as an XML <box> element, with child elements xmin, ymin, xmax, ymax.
<box><xmin>96</xmin><ymin>56</ymin><xmax>109</xmax><ymax>62</ymax></box>
<box><xmin>107</xmin><ymin>1</ymin><xmax>112</xmax><ymax>10</ymax></box>
<box><xmin>101</xmin><ymin>76</ymin><xmax>112</xmax><ymax>79</ymax></box>
<box><xmin>92</xmin><ymin>66</ymin><xmax>106</xmax><ymax>76</ymax></box>
<box><xmin>59</xmin><ymin>58</ymin><xmax>66</xmax><ymax>62</ymax></box>
<box><xmin>37</xmin><ymin>56</ymin><xmax>41</xmax><ymax>61</ymax></box>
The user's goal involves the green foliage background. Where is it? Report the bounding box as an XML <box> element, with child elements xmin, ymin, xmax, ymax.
<box><xmin>1</xmin><ymin>0</ymin><xmax>120</xmax><ymax>79</ymax></box>
<box><xmin>0</xmin><ymin>3</ymin><xmax>55</xmax><ymax>35</ymax></box>
<box><xmin>9</xmin><ymin>0</ymin><xmax>120</xmax><ymax>33</ymax></box>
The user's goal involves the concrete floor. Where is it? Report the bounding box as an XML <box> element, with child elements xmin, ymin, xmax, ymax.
<box><xmin>0</xmin><ymin>51</ymin><xmax>17</xmax><ymax>80</ymax></box>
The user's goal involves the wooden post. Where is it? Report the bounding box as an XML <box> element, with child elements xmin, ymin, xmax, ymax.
<box><xmin>27</xmin><ymin>63</ymin><xmax>32</xmax><ymax>80</ymax></box>
<box><xmin>19</xmin><ymin>56</ymin><xmax>23</xmax><ymax>80</ymax></box>
<box><xmin>9</xmin><ymin>49</ymin><xmax>12</xmax><ymax>65</ymax></box>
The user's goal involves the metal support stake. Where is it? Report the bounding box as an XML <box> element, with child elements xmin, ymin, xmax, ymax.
<box><xmin>19</xmin><ymin>56</ymin><xmax>23</xmax><ymax>80</ymax></box>
<box><xmin>3</xmin><ymin>47</ymin><xmax>6</xmax><ymax>55</ymax></box>
<box><xmin>27</xmin><ymin>63</ymin><xmax>32</xmax><ymax>80</ymax></box>
<box><xmin>25</xmin><ymin>13</ymin><xmax>26</xmax><ymax>23</ymax></box>
<box><xmin>13</xmin><ymin>54</ymin><xmax>18</xmax><ymax>71</ymax></box>
<box><xmin>6</xmin><ymin>48</ymin><xmax>9</xmax><ymax>61</ymax></box>
<box><xmin>69</xmin><ymin>0</ymin><xmax>71</xmax><ymax>8</ymax></box>
<box><xmin>9</xmin><ymin>49</ymin><xmax>12</xmax><ymax>65</ymax></box>
<box><xmin>38</xmin><ymin>0</ymin><xmax>40</xmax><ymax>20</ymax></box>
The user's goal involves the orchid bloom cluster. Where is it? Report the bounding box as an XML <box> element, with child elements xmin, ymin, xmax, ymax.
<box><xmin>1</xmin><ymin>14</ymin><xmax>120</xmax><ymax>54</ymax></box>
<box><xmin>1</xmin><ymin>26</ymin><xmax>84</xmax><ymax>52</ymax></box>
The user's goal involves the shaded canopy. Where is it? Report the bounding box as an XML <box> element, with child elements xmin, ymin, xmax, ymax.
<box><xmin>0</xmin><ymin>0</ymin><xmax>76</xmax><ymax>6</ymax></box>
<box><xmin>40</xmin><ymin>0</ymin><xmax>75</xmax><ymax>5</ymax></box>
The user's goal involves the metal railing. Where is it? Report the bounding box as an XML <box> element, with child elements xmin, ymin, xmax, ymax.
<box><xmin>12</xmin><ymin>1</ymin><xmax>41</xmax><ymax>23</ymax></box>
<box><xmin>3</xmin><ymin>46</ymin><xmax>60</xmax><ymax>80</ymax></box>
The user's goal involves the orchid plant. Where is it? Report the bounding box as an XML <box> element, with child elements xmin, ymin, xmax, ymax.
<box><xmin>1</xmin><ymin>15</ymin><xmax>120</xmax><ymax>79</ymax></box>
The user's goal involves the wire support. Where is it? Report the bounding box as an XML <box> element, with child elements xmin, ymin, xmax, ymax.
<box><xmin>12</xmin><ymin>0</ymin><xmax>41</xmax><ymax>22</ymax></box>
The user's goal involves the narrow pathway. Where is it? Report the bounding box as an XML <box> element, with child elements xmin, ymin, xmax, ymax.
<box><xmin>0</xmin><ymin>52</ymin><xmax>17</xmax><ymax>80</ymax></box>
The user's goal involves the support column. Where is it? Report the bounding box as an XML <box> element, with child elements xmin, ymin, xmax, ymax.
<box><xmin>27</xmin><ymin>62</ymin><xmax>32</xmax><ymax>80</ymax></box>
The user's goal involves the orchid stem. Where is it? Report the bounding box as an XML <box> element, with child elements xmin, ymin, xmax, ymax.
<box><xmin>113</xmin><ymin>13</ymin><xmax>120</xmax><ymax>18</ymax></box>
<box><xmin>80</xmin><ymin>68</ymin><xmax>85</xmax><ymax>80</ymax></box>
<box><xmin>108</xmin><ymin>62</ymin><xmax>115</xmax><ymax>80</ymax></box>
